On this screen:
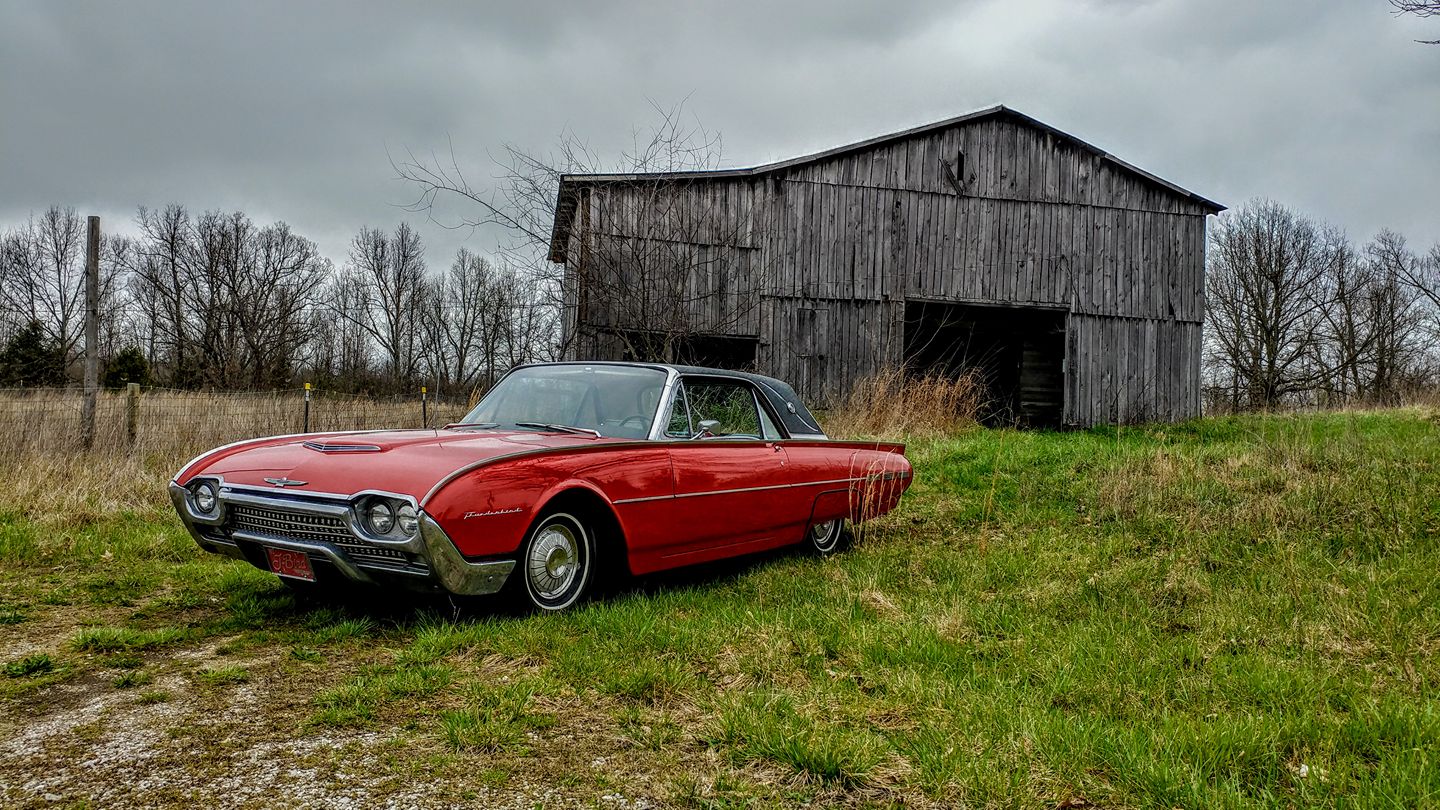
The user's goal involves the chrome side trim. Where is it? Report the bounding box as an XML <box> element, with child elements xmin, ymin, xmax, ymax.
<box><xmin>303</xmin><ymin>441</ymin><xmax>383</xmax><ymax>453</ymax></box>
<box><xmin>612</xmin><ymin>476</ymin><xmax>867</xmax><ymax>505</ymax></box>
<box><xmin>645</xmin><ymin>368</ymin><xmax>684</xmax><ymax>442</ymax></box>
<box><xmin>418</xmin><ymin>514</ymin><xmax>516</xmax><ymax>595</ymax></box>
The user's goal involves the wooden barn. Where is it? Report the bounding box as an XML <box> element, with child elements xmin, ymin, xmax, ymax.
<box><xmin>547</xmin><ymin>105</ymin><xmax>1223</xmax><ymax>427</ymax></box>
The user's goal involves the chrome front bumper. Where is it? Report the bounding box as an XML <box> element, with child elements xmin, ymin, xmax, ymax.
<box><xmin>168</xmin><ymin>481</ymin><xmax>514</xmax><ymax>596</ymax></box>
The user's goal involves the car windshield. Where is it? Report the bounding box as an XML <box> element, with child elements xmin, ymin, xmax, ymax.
<box><xmin>459</xmin><ymin>365</ymin><xmax>668</xmax><ymax>439</ymax></box>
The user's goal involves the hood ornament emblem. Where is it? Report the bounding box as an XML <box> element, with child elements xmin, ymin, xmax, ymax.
<box><xmin>263</xmin><ymin>477</ymin><xmax>307</xmax><ymax>488</ymax></box>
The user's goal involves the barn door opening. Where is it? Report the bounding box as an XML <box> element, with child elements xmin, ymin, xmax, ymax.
<box><xmin>611</xmin><ymin>329</ymin><xmax>759</xmax><ymax>370</ymax></box>
<box><xmin>903</xmin><ymin>302</ymin><xmax>1065</xmax><ymax>427</ymax></box>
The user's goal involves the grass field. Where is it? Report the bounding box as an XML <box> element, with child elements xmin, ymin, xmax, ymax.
<box><xmin>1</xmin><ymin>409</ymin><xmax>1437</xmax><ymax>808</ymax></box>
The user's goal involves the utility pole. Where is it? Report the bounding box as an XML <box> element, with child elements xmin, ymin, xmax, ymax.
<box><xmin>80</xmin><ymin>215</ymin><xmax>100</xmax><ymax>450</ymax></box>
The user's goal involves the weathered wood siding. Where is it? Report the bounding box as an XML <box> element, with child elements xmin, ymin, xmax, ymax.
<box><xmin>757</xmin><ymin>298</ymin><xmax>904</xmax><ymax>406</ymax></box>
<box><xmin>570</xmin><ymin>179</ymin><xmax>766</xmax><ymax>338</ymax></box>
<box><xmin>1065</xmin><ymin>315</ymin><xmax>1202</xmax><ymax>425</ymax></box>
<box><xmin>560</xmin><ymin>110</ymin><xmax>1216</xmax><ymax>426</ymax></box>
<box><xmin>763</xmin><ymin>117</ymin><xmax>1208</xmax><ymax>321</ymax></box>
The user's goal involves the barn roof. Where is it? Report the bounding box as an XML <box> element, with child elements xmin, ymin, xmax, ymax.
<box><xmin>549</xmin><ymin>104</ymin><xmax>1224</xmax><ymax>262</ymax></box>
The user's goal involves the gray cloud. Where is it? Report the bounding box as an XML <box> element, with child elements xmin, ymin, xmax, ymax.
<box><xmin>2</xmin><ymin>0</ymin><xmax>1436</xmax><ymax>269</ymax></box>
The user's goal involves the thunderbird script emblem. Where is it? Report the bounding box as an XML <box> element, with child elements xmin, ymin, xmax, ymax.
<box><xmin>263</xmin><ymin>477</ymin><xmax>307</xmax><ymax>488</ymax></box>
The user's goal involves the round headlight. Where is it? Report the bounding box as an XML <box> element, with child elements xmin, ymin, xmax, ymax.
<box><xmin>366</xmin><ymin>500</ymin><xmax>395</xmax><ymax>534</ymax></box>
<box><xmin>192</xmin><ymin>481</ymin><xmax>218</xmax><ymax>515</ymax></box>
<box><xmin>396</xmin><ymin>503</ymin><xmax>419</xmax><ymax>536</ymax></box>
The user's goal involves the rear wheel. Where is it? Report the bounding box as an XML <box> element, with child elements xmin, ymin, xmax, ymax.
<box><xmin>518</xmin><ymin>511</ymin><xmax>594</xmax><ymax>612</ymax></box>
<box><xmin>806</xmin><ymin>519</ymin><xmax>853</xmax><ymax>557</ymax></box>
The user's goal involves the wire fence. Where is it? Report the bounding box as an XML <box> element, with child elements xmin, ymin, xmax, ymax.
<box><xmin>0</xmin><ymin>385</ymin><xmax>478</xmax><ymax>457</ymax></box>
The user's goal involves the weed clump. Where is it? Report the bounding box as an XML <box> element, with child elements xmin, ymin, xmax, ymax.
<box><xmin>825</xmin><ymin>367</ymin><xmax>983</xmax><ymax>439</ymax></box>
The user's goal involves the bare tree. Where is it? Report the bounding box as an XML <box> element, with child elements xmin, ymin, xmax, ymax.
<box><xmin>4</xmin><ymin>207</ymin><xmax>90</xmax><ymax>358</ymax></box>
<box><xmin>133</xmin><ymin>204</ymin><xmax>199</xmax><ymax>383</ymax></box>
<box><xmin>1312</xmin><ymin>231</ymin><xmax>1374</xmax><ymax>404</ymax></box>
<box><xmin>227</xmin><ymin>221</ymin><xmax>329</xmax><ymax>387</ymax></box>
<box><xmin>313</xmin><ymin>273</ymin><xmax>377</xmax><ymax>391</ymax></box>
<box><xmin>0</xmin><ymin>207</ymin><xmax>127</xmax><ymax>376</ymax></box>
<box><xmin>1362</xmin><ymin>230</ymin><xmax>1429</xmax><ymax>403</ymax></box>
<box><xmin>340</xmin><ymin>223</ymin><xmax>428</xmax><ymax>387</ymax></box>
<box><xmin>420</xmin><ymin>248</ymin><xmax>497</xmax><ymax>392</ymax></box>
<box><xmin>1205</xmin><ymin>199</ymin><xmax>1336</xmax><ymax>409</ymax></box>
<box><xmin>392</xmin><ymin>100</ymin><xmax>756</xmax><ymax>364</ymax></box>
<box><xmin>0</xmin><ymin>222</ymin><xmax>42</xmax><ymax>345</ymax></box>
<box><xmin>1390</xmin><ymin>0</ymin><xmax>1440</xmax><ymax>42</ymax></box>
<box><xmin>1393</xmin><ymin>240</ymin><xmax>1440</xmax><ymax>312</ymax></box>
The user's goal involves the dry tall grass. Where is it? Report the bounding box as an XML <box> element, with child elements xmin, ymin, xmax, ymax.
<box><xmin>0</xmin><ymin>387</ymin><xmax>475</xmax><ymax>522</ymax></box>
<box><xmin>0</xmin><ymin>387</ymin><xmax>474</xmax><ymax>456</ymax></box>
<box><xmin>823</xmin><ymin>367</ymin><xmax>984</xmax><ymax>440</ymax></box>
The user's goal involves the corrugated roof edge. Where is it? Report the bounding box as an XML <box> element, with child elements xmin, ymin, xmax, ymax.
<box><xmin>548</xmin><ymin>104</ymin><xmax>1225</xmax><ymax>262</ymax></box>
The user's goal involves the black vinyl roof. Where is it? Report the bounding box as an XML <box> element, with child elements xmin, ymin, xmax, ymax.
<box><xmin>665</xmin><ymin>364</ymin><xmax>826</xmax><ymax>438</ymax></box>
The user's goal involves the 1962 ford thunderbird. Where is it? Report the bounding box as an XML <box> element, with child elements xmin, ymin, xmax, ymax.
<box><xmin>170</xmin><ymin>362</ymin><xmax>913</xmax><ymax>611</ymax></box>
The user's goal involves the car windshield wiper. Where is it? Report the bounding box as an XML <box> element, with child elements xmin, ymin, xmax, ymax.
<box><xmin>444</xmin><ymin>422</ymin><xmax>499</xmax><ymax>431</ymax></box>
<box><xmin>513</xmin><ymin>421</ymin><xmax>603</xmax><ymax>439</ymax></box>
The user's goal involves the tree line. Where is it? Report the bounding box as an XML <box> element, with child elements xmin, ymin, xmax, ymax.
<box><xmin>3</xmin><ymin>196</ymin><xmax>1438</xmax><ymax>415</ymax></box>
<box><xmin>0</xmin><ymin>205</ymin><xmax>557</xmax><ymax>395</ymax></box>
<box><xmin>1205</xmin><ymin>199</ymin><xmax>1440</xmax><ymax>410</ymax></box>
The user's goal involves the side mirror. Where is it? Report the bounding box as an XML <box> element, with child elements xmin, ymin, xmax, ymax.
<box><xmin>694</xmin><ymin>419</ymin><xmax>721</xmax><ymax>439</ymax></box>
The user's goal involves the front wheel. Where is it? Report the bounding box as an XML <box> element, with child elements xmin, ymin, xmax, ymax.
<box><xmin>518</xmin><ymin>512</ymin><xmax>594</xmax><ymax>612</ymax></box>
<box><xmin>806</xmin><ymin>519</ymin><xmax>853</xmax><ymax>557</ymax></box>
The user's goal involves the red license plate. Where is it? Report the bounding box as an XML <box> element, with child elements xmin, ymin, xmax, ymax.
<box><xmin>265</xmin><ymin>547</ymin><xmax>315</xmax><ymax>582</ymax></box>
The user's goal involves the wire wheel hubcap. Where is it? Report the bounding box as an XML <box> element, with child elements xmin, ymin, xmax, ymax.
<box><xmin>528</xmin><ymin>523</ymin><xmax>580</xmax><ymax>600</ymax></box>
<box><xmin>811</xmin><ymin>520</ymin><xmax>840</xmax><ymax>549</ymax></box>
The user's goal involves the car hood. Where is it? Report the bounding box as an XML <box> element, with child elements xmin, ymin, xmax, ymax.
<box><xmin>181</xmin><ymin>429</ymin><xmax>612</xmax><ymax>501</ymax></box>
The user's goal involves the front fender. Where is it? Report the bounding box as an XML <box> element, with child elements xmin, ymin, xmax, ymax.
<box><xmin>423</xmin><ymin>446</ymin><xmax>671</xmax><ymax>559</ymax></box>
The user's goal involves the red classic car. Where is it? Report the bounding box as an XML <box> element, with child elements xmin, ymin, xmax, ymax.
<box><xmin>170</xmin><ymin>362</ymin><xmax>913</xmax><ymax>611</ymax></box>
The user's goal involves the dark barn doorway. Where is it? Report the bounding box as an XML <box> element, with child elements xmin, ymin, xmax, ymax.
<box><xmin>903</xmin><ymin>302</ymin><xmax>1066</xmax><ymax>427</ymax></box>
<box><xmin>612</xmin><ymin>329</ymin><xmax>759</xmax><ymax>370</ymax></box>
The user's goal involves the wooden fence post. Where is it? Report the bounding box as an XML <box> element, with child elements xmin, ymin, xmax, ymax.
<box><xmin>80</xmin><ymin>216</ymin><xmax>100</xmax><ymax>450</ymax></box>
<box><xmin>126</xmin><ymin>383</ymin><xmax>140</xmax><ymax>449</ymax></box>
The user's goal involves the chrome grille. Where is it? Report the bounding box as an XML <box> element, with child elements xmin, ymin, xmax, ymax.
<box><xmin>228</xmin><ymin>504</ymin><xmax>410</xmax><ymax>565</ymax></box>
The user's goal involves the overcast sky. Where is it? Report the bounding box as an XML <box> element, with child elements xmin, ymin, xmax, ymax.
<box><xmin>2</xmin><ymin>0</ymin><xmax>1437</xmax><ymax>268</ymax></box>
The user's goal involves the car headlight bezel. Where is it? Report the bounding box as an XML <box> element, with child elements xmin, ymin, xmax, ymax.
<box><xmin>396</xmin><ymin>503</ymin><xmax>419</xmax><ymax>536</ymax></box>
<box><xmin>366</xmin><ymin>500</ymin><xmax>396</xmax><ymax>535</ymax></box>
<box><xmin>191</xmin><ymin>480</ymin><xmax>219</xmax><ymax>515</ymax></box>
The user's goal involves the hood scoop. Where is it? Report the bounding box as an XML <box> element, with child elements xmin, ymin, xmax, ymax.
<box><xmin>302</xmin><ymin>440</ymin><xmax>383</xmax><ymax>453</ymax></box>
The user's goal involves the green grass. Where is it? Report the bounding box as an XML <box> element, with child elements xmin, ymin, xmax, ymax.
<box><xmin>4</xmin><ymin>653</ymin><xmax>54</xmax><ymax>678</ymax></box>
<box><xmin>1</xmin><ymin>408</ymin><xmax>1438</xmax><ymax>806</ymax></box>
<box><xmin>194</xmin><ymin>666</ymin><xmax>250</xmax><ymax>687</ymax></box>
<box><xmin>438</xmin><ymin>679</ymin><xmax>556</xmax><ymax>753</ymax></box>
<box><xmin>113</xmin><ymin>669</ymin><xmax>154</xmax><ymax>689</ymax></box>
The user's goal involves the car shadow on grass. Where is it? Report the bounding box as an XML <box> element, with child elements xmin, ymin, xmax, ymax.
<box><xmin>232</xmin><ymin>542</ymin><xmax>807</xmax><ymax>628</ymax></box>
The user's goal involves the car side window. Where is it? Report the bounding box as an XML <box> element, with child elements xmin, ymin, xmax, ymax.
<box><xmin>684</xmin><ymin>379</ymin><xmax>764</xmax><ymax>439</ymax></box>
<box><xmin>664</xmin><ymin>384</ymin><xmax>693</xmax><ymax>438</ymax></box>
<box><xmin>757</xmin><ymin>399</ymin><xmax>782</xmax><ymax>441</ymax></box>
